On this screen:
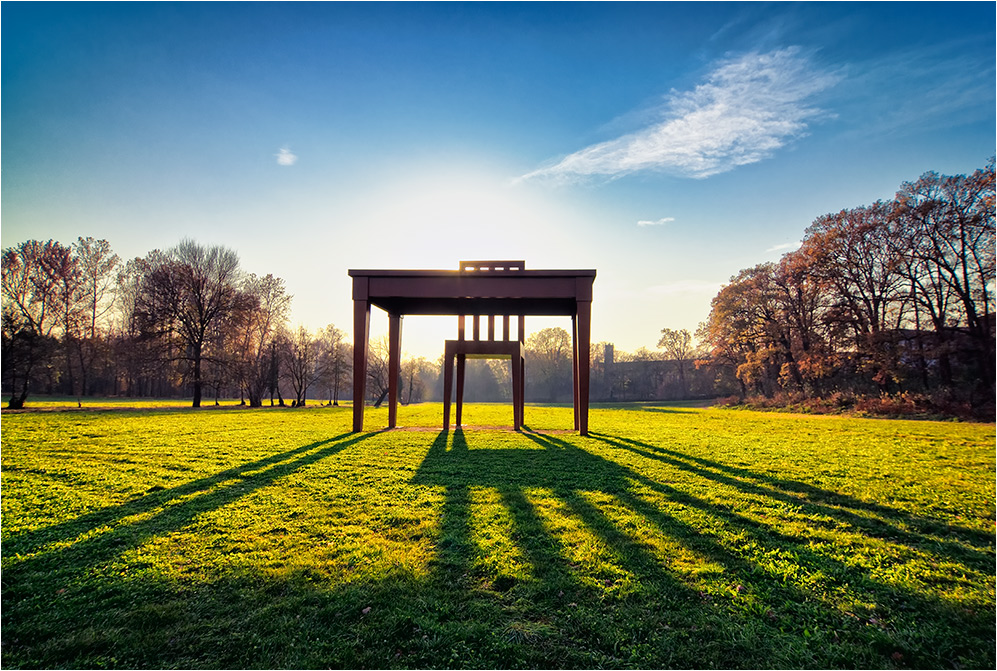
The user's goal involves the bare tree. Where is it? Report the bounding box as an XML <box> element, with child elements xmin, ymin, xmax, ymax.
<box><xmin>74</xmin><ymin>238</ymin><xmax>121</xmax><ymax>340</ymax></box>
<box><xmin>284</xmin><ymin>325</ymin><xmax>318</xmax><ymax>406</ymax></box>
<box><xmin>802</xmin><ymin>202</ymin><xmax>910</xmax><ymax>390</ymax></box>
<box><xmin>236</xmin><ymin>274</ymin><xmax>291</xmax><ymax>406</ymax></box>
<box><xmin>894</xmin><ymin>163</ymin><xmax>995</xmax><ymax>390</ymax></box>
<box><xmin>315</xmin><ymin>324</ymin><xmax>350</xmax><ymax>406</ymax></box>
<box><xmin>1</xmin><ymin>240</ymin><xmax>71</xmax><ymax>407</ymax></box>
<box><xmin>136</xmin><ymin>240</ymin><xmax>242</xmax><ymax>407</ymax></box>
<box><xmin>48</xmin><ymin>243</ymin><xmax>84</xmax><ymax>395</ymax></box>
<box><xmin>412</xmin><ymin>357</ymin><xmax>441</xmax><ymax>403</ymax></box>
<box><xmin>657</xmin><ymin>328</ymin><xmax>695</xmax><ymax>398</ymax></box>
<box><xmin>526</xmin><ymin>327</ymin><xmax>572</xmax><ymax>402</ymax></box>
<box><xmin>113</xmin><ymin>255</ymin><xmax>165</xmax><ymax>397</ymax></box>
<box><xmin>71</xmin><ymin>237</ymin><xmax>120</xmax><ymax>395</ymax></box>
<box><xmin>366</xmin><ymin>335</ymin><xmax>391</xmax><ymax>407</ymax></box>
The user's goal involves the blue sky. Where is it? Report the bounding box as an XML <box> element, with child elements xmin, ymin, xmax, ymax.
<box><xmin>3</xmin><ymin>2</ymin><xmax>994</xmax><ymax>358</ymax></box>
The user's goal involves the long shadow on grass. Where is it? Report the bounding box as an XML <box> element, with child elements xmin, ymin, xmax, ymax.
<box><xmin>590</xmin><ymin>431</ymin><xmax>994</xmax><ymax>568</ymax></box>
<box><xmin>4</xmin><ymin>427</ymin><xmax>993</xmax><ymax>669</ymax></box>
<box><xmin>413</xmin><ymin>428</ymin><xmax>994</xmax><ymax>669</ymax></box>
<box><xmin>4</xmin><ymin>432</ymin><xmax>361</xmax><ymax>558</ymax></box>
<box><xmin>598</xmin><ymin>431</ymin><xmax>993</xmax><ymax>539</ymax></box>
<box><xmin>530</xmin><ymin>431</ymin><xmax>994</xmax><ymax>597</ymax></box>
<box><xmin>3</xmin><ymin>432</ymin><xmax>378</xmax><ymax>583</ymax></box>
<box><xmin>424</xmin><ymin>429</ymin><xmax>612</xmax><ymax>599</ymax></box>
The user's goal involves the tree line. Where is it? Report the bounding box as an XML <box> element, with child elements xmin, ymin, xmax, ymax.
<box><xmin>522</xmin><ymin>161</ymin><xmax>994</xmax><ymax>415</ymax></box>
<box><xmin>2</xmin><ymin>238</ymin><xmax>351</xmax><ymax>409</ymax></box>
<box><xmin>4</xmin><ymin>161</ymin><xmax>991</xmax><ymax>415</ymax></box>
<box><xmin>0</xmin><ymin>238</ymin><xmax>621</xmax><ymax>410</ymax></box>
<box><xmin>697</xmin><ymin>160</ymin><xmax>994</xmax><ymax>414</ymax></box>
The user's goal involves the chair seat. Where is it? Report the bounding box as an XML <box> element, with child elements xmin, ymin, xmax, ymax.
<box><xmin>443</xmin><ymin>339</ymin><xmax>525</xmax><ymax>430</ymax></box>
<box><xmin>444</xmin><ymin>339</ymin><xmax>524</xmax><ymax>357</ymax></box>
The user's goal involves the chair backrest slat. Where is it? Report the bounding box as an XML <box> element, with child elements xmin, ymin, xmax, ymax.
<box><xmin>457</xmin><ymin>261</ymin><xmax>527</xmax><ymax>342</ymax></box>
<box><xmin>459</xmin><ymin>260</ymin><xmax>525</xmax><ymax>272</ymax></box>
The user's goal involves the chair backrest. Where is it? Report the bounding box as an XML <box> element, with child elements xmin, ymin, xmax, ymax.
<box><xmin>459</xmin><ymin>260</ymin><xmax>525</xmax><ymax>272</ymax></box>
<box><xmin>457</xmin><ymin>261</ymin><xmax>526</xmax><ymax>343</ymax></box>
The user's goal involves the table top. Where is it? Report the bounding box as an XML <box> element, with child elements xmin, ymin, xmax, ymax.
<box><xmin>348</xmin><ymin>268</ymin><xmax>596</xmax><ymax>278</ymax></box>
<box><xmin>348</xmin><ymin>267</ymin><xmax>596</xmax><ymax>316</ymax></box>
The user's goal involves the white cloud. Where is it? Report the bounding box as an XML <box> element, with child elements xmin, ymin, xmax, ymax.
<box><xmin>276</xmin><ymin>147</ymin><xmax>298</xmax><ymax>166</ymax></box>
<box><xmin>765</xmin><ymin>241</ymin><xmax>801</xmax><ymax>253</ymax></box>
<box><xmin>521</xmin><ymin>47</ymin><xmax>839</xmax><ymax>182</ymax></box>
<box><xmin>637</xmin><ymin>217</ymin><xmax>675</xmax><ymax>227</ymax></box>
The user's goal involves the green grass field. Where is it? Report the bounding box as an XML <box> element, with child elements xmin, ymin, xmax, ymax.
<box><xmin>2</xmin><ymin>402</ymin><xmax>994</xmax><ymax>669</ymax></box>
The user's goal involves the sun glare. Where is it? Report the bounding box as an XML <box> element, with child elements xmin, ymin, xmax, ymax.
<box><xmin>361</xmin><ymin>172</ymin><xmax>565</xmax><ymax>267</ymax></box>
<box><xmin>329</xmin><ymin>167</ymin><xmax>586</xmax><ymax>359</ymax></box>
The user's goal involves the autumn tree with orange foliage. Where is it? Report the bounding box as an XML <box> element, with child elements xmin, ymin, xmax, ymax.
<box><xmin>698</xmin><ymin>160</ymin><xmax>994</xmax><ymax>413</ymax></box>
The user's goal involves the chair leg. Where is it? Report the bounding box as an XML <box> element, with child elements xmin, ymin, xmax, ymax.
<box><xmin>455</xmin><ymin>353</ymin><xmax>466</xmax><ymax>426</ymax></box>
<box><xmin>443</xmin><ymin>351</ymin><xmax>453</xmax><ymax>430</ymax></box>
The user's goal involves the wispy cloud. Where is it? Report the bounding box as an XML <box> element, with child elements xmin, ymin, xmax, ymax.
<box><xmin>637</xmin><ymin>217</ymin><xmax>675</xmax><ymax>227</ymax></box>
<box><xmin>276</xmin><ymin>147</ymin><xmax>298</xmax><ymax>166</ymax></box>
<box><xmin>521</xmin><ymin>47</ymin><xmax>839</xmax><ymax>182</ymax></box>
<box><xmin>837</xmin><ymin>40</ymin><xmax>995</xmax><ymax>139</ymax></box>
<box><xmin>646</xmin><ymin>280</ymin><xmax>723</xmax><ymax>296</ymax></box>
<box><xmin>765</xmin><ymin>241</ymin><xmax>801</xmax><ymax>253</ymax></box>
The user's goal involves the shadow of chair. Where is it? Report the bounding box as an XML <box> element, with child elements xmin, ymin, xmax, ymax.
<box><xmin>442</xmin><ymin>261</ymin><xmax>526</xmax><ymax>430</ymax></box>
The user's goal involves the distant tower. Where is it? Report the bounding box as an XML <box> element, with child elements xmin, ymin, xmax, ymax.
<box><xmin>604</xmin><ymin>343</ymin><xmax>614</xmax><ymax>368</ymax></box>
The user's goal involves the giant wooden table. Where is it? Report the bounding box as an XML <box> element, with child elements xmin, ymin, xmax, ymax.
<box><xmin>348</xmin><ymin>266</ymin><xmax>596</xmax><ymax>434</ymax></box>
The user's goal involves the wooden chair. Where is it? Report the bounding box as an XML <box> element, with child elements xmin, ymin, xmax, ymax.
<box><xmin>443</xmin><ymin>261</ymin><xmax>526</xmax><ymax>430</ymax></box>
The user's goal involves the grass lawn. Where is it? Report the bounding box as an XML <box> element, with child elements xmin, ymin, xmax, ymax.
<box><xmin>1</xmin><ymin>402</ymin><xmax>993</xmax><ymax>668</ymax></box>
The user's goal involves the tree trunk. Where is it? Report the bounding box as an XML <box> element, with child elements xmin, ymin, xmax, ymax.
<box><xmin>63</xmin><ymin>340</ymin><xmax>77</xmax><ymax>396</ymax></box>
<box><xmin>9</xmin><ymin>372</ymin><xmax>31</xmax><ymax>409</ymax></box>
<box><xmin>78</xmin><ymin>340</ymin><xmax>90</xmax><ymax>397</ymax></box>
<box><xmin>373</xmin><ymin>388</ymin><xmax>388</xmax><ymax>408</ymax></box>
<box><xmin>192</xmin><ymin>342</ymin><xmax>203</xmax><ymax>407</ymax></box>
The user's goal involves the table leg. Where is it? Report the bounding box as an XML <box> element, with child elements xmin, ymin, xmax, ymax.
<box><xmin>572</xmin><ymin>315</ymin><xmax>580</xmax><ymax>431</ymax></box>
<box><xmin>576</xmin><ymin>301</ymin><xmax>592</xmax><ymax>436</ymax></box>
<box><xmin>352</xmin><ymin>298</ymin><xmax>370</xmax><ymax>432</ymax></box>
<box><xmin>387</xmin><ymin>313</ymin><xmax>402</xmax><ymax>428</ymax></box>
